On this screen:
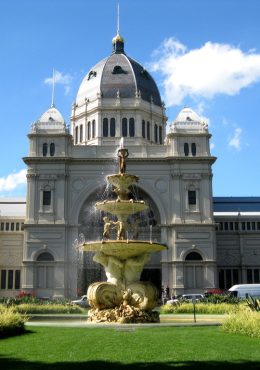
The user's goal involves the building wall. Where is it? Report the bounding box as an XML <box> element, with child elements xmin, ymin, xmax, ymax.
<box><xmin>0</xmin><ymin>218</ymin><xmax>24</xmax><ymax>297</ymax></box>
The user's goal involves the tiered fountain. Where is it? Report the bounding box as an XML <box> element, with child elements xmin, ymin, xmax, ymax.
<box><xmin>82</xmin><ymin>146</ymin><xmax>167</xmax><ymax>323</ymax></box>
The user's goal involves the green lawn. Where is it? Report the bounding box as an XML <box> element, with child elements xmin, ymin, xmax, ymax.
<box><xmin>1</xmin><ymin>326</ymin><xmax>260</xmax><ymax>369</ymax></box>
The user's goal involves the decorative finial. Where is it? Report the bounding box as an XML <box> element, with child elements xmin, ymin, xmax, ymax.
<box><xmin>112</xmin><ymin>3</ymin><xmax>124</xmax><ymax>53</ymax></box>
<box><xmin>51</xmin><ymin>68</ymin><xmax>55</xmax><ymax>108</ymax></box>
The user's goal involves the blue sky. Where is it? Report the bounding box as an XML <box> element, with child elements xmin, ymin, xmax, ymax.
<box><xmin>1</xmin><ymin>0</ymin><xmax>260</xmax><ymax>197</ymax></box>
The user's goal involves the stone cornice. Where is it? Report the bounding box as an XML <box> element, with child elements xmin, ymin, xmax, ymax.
<box><xmin>23</xmin><ymin>155</ymin><xmax>217</xmax><ymax>165</ymax></box>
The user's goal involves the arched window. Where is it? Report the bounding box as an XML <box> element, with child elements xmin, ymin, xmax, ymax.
<box><xmin>122</xmin><ymin>118</ymin><xmax>127</xmax><ymax>137</ymax></box>
<box><xmin>184</xmin><ymin>143</ymin><xmax>189</xmax><ymax>156</ymax></box>
<box><xmin>87</xmin><ymin>121</ymin><xmax>91</xmax><ymax>140</ymax></box>
<box><xmin>191</xmin><ymin>143</ymin><xmax>196</xmax><ymax>156</ymax></box>
<box><xmin>43</xmin><ymin>190</ymin><xmax>51</xmax><ymax>206</ymax></box>
<box><xmin>142</xmin><ymin>120</ymin><xmax>146</xmax><ymax>138</ymax></box>
<box><xmin>50</xmin><ymin>143</ymin><xmax>55</xmax><ymax>157</ymax></box>
<box><xmin>42</xmin><ymin>143</ymin><xmax>48</xmax><ymax>156</ymax></box>
<box><xmin>159</xmin><ymin>126</ymin><xmax>162</xmax><ymax>144</ymax></box>
<box><xmin>75</xmin><ymin>126</ymin><xmax>79</xmax><ymax>144</ymax></box>
<box><xmin>129</xmin><ymin>118</ymin><xmax>135</xmax><ymax>137</ymax></box>
<box><xmin>92</xmin><ymin>120</ymin><xmax>96</xmax><ymax>138</ymax></box>
<box><xmin>103</xmin><ymin>118</ymin><xmax>108</xmax><ymax>137</ymax></box>
<box><xmin>110</xmin><ymin>118</ymin><xmax>115</xmax><ymax>137</ymax></box>
<box><xmin>80</xmin><ymin>125</ymin><xmax>83</xmax><ymax>143</ymax></box>
<box><xmin>147</xmin><ymin>121</ymin><xmax>150</xmax><ymax>140</ymax></box>
<box><xmin>185</xmin><ymin>252</ymin><xmax>203</xmax><ymax>261</ymax></box>
<box><xmin>37</xmin><ymin>252</ymin><xmax>54</xmax><ymax>262</ymax></box>
<box><xmin>154</xmin><ymin>124</ymin><xmax>158</xmax><ymax>143</ymax></box>
<box><xmin>188</xmin><ymin>190</ymin><xmax>196</xmax><ymax>205</ymax></box>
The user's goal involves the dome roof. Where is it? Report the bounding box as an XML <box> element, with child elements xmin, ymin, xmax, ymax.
<box><xmin>30</xmin><ymin>106</ymin><xmax>66</xmax><ymax>133</ymax></box>
<box><xmin>76</xmin><ymin>36</ymin><xmax>162</xmax><ymax>107</ymax></box>
<box><xmin>39</xmin><ymin>107</ymin><xmax>65</xmax><ymax>124</ymax></box>
<box><xmin>174</xmin><ymin>107</ymin><xmax>202</xmax><ymax>123</ymax></box>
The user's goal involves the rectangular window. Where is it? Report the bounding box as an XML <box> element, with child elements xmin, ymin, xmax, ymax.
<box><xmin>188</xmin><ymin>190</ymin><xmax>196</xmax><ymax>205</ymax></box>
<box><xmin>15</xmin><ymin>270</ymin><xmax>21</xmax><ymax>289</ymax></box>
<box><xmin>8</xmin><ymin>270</ymin><xmax>13</xmax><ymax>289</ymax></box>
<box><xmin>6</xmin><ymin>222</ymin><xmax>9</xmax><ymax>231</ymax></box>
<box><xmin>142</xmin><ymin>120</ymin><xmax>146</xmax><ymax>138</ymax></box>
<box><xmin>16</xmin><ymin>222</ymin><xmax>20</xmax><ymax>231</ymax></box>
<box><xmin>1</xmin><ymin>270</ymin><xmax>6</xmax><ymax>289</ymax></box>
<box><xmin>43</xmin><ymin>191</ymin><xmax>51</xmax><ymax>206</ymax></box>
<box><xmin>11</xmin><ymin>222</ymin><xmax>14</xmax><ymax>231</ymax></box>
<box><xmin>1</xmin><ymin>222</ymin><xmax>4</xmax><ymax>231</ymax></box>
<box><xmin>234</xmin><ymin>222</ymin><xmax>239</xmax><ymax>231</ymax></box>
<box><xmin>247</xmin><ymin>269</ymin><xmax>253</xmax><ymax>284</ymax></box>
<box><xmin>254</xmin><ymin>269</ymin><xmax>260</xmax><ymax>283</ymax></box>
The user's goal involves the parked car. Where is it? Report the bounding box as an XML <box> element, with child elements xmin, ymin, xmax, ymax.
<box><xmin>180</xmin><ymin>294</ymin><xmax>204</xmax><ymax>302</ymax></box>
<box><xmin>71</xmin><ymin>295</ymin><xmax>89</xmax><ymax>308</ymax></box>
<box><xmin>204</xmin><ymin>288</ymin><xmax>226</xmax><ymax>296</ymax></box>
<box><xmin>166</xmin><ymin>293</ymin><xmax>204</xmax><ymax>305</ymax></box>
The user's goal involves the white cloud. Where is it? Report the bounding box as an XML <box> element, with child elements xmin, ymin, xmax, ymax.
<box><xmin>228</xmin><ymin>128</ymin><xmax>242</xmax><ymax>150</ymax></box>
<box><xmin>44</xmin><ymin>70</ymin><xmax>73</xmax><ymax>95</ymax></box>
<box><xmin>210</xmin><ymin>142</ymin><xmax>215</xmax><ymax>150</ymax></box>
<box><xmin>151</xmin><ymin>38</ymin><xmax>260</xmax><ymax>107</ymax></box>
<box><xmin>0</xmin><ymin>169</ymin><xmax>27</xmax><ymax>192</ymax></box>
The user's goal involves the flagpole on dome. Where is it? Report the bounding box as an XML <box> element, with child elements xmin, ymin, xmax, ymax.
<box><xmin>51</xmin><ymin>68</ymin><xmax>55</xmax><ymax>108</ymax></box>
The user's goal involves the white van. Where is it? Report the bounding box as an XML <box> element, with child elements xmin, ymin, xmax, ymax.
<box><xmin>228</xmin><ymin>284</ymin><xmax>260</xmax><ymax>299</ymax></box>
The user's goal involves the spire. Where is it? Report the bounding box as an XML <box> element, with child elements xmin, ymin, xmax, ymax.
<box><xmin>51</xmin><ymin>68</ymin><xmax>55</xmax><ymax>108</ymax></box>
<box><xmin>112</xmin><ymin>3</ymin><xmax>125</xmax><ymax>53</ymax></box>
<box><xmin>117</xmin><ymin>3</ymin><xmax>120</xmax><ymax>35</ymax></box>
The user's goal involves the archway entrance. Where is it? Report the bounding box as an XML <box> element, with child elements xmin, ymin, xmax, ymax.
<box><xmin>184</xmin><ymin>251</ymin><xmax>204</xmax><ymax>290</ymax></box>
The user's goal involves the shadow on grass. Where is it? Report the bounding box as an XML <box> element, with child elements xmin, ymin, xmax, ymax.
<box><xmin>0</xmin><ymin>358</ymin><xmax>260</xmax><ymax>370</ymax></box>
<box><xmin>0</xmin><ymin>329</ymin><xmax>34</xmax><ymax>339</ymax></box>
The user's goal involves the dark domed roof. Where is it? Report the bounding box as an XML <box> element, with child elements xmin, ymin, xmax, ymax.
<box><xmin>76</xmin><ymin>36</ymin><xmax>162</xmax><ymax>106</ymax></box>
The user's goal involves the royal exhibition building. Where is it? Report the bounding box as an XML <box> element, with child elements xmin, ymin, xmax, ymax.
<box><xmin>1</xmin><ymin>31</ymin><xmax>260</xmax><ymax>300</ymax></box>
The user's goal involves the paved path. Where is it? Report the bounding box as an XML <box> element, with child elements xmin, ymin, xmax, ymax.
<box><xmin>26</xmin><ymin>314</ymin><xmax>225</xmax><ymax>328</ymax></box>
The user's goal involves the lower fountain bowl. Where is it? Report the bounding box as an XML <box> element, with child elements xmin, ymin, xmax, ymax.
<box><xmin>82</xmin><ymin>240</ymin><xmax>167</xmax><ymax>260</ymax></box>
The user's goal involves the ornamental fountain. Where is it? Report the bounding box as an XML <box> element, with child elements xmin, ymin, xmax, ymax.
<box><xmin>80</xmin><ymin>145</ymin><xmax>167</xmax><ymax>323</ymax></box>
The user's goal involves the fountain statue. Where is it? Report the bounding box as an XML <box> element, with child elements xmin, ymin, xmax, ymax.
<box><xmin>81</xmin><ymin>145</ymin><xmax>167</xmax><ymax>323</ymax></box>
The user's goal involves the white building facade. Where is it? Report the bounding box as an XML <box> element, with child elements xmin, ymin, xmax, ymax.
<box><xmin>1</xmin><ymin>33</ymin><xmax>260</xmax><ymax>299</ymax></box>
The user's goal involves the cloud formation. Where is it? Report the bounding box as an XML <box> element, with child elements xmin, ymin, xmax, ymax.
<box><xmin>228</xmin><ymin>128</ymin><xmax>242</xmax><ymax>150</ymax></box>
<box><xmin>0</xmin><ymin>169</ymin><xmax>27</xmax><ymax>192</ymax></box>
<box><xmin>44</xmin><ymin>70</ymin><xmax>73</xmax><ymax>95</ymax></box>
<box><xmin>151</xmin><ymin>38</ymin><xmax>260</xmax><ymax>106</ymax></box>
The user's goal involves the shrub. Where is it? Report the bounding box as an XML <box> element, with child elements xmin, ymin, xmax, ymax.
<box><xmin>0</xmin><ymin>308</ymin><xmax>27</xmax><ymax>337</ymax></box>
<box><xmin>160</xmin><ymin>302</ymin><xmax>241</xmax><ymax>315</ymax></box>
<box><xmin>246</xmin><ymin>296</ymin><xmax>260</xmax><ymax>312</ymax></box>
<box><xmin>14</xmin><ymin>303</ymin><xmax>86</xmax><ymax>314</ymax></box>
<box><xmin>222</xmin><ymin>310</ymin><xmax>260</xmax><ymax>338</ymax></box>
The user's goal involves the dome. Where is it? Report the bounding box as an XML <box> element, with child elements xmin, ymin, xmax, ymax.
<box><xmin>39</xmin><ymin>107</ymin><xmax>65</xmax><ymax>124</ymax></box>
<box><xmin>76</xmin><ymin>36</ymin><xmax>162</xmax><ymax>107</ymax></box>
<box><xmin>174</xmin><ymin>107</ymin><xmax>202</xmax><ymax>123</ymax></box>
<box><xmin>30</xmin><ymin>106</ymin><xmax>66</xmax><ymax>133</ymax></box>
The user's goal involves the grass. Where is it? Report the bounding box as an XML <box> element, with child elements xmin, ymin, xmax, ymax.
<box><xmin>1</xmin><ymin>326</ymin><xmax>260</xmax><ymax>369</ymax></box>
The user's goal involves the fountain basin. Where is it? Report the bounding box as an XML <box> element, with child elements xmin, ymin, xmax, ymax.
<box><xmin>96</xmin><ymin>200</ymin><xmax>148</xmax><ymax>215</ymax></box>
<box><xmin>82</xmin><ymin>240</ymin><xmax>167</xmax><ymax>260</ymax></box>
